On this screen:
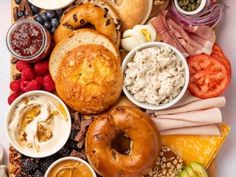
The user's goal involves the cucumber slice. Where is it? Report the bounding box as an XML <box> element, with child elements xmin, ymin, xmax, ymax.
<box><xmin>179</xmin><ymin>170</ymin><xmax>189</xmax><ymax>177</ymax></box>
<box><xmin>189</xmin><ymin>162</ymin><xmax>208</xmax><ymax>177</ymax></box>
<box><xmin>185</xmin><ymin>166</ymin><xmax>198</xmax><ymax>177</ymax></box>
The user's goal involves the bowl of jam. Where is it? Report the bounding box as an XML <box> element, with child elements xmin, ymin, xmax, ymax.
<box><xmin>6</xmin><ymin>19</ymin><xmax>52</xmax><ymax>62</ymax></box>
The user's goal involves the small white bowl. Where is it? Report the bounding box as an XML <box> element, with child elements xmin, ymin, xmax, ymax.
<box><xmin>174</xmin><ymin>0</ymin><xmax>207</xmax><ymax>16</ymax></box>
<box><xmin>44</xmin><ymin>157</ymin><xmax>97</xmax><ymax>177</ymax></box>
<box><xmin>122</xmin><ymin>42</ymin><xmax>189</xmax><ymax>111</ymax></box>
<box><xmin>28</xmin><ymin>0</ymin><xmax>74</xmax><ymax>10</ymax></box>
<box><xmin>5</xmin><ymin>91</ymin><xmax>71</xmax><ymax>158</ymax></box>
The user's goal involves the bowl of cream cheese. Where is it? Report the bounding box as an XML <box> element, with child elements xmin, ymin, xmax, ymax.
<box><xmin>5</xmin><ymin>90</ymin><xmax>71</xmax><ymax>158</ymax></box>
<box><xmin>122</xmin><ymin>42</ymin><xmax>189</xmax><ymax>111</ymax></box>
<box><xmin>28</xmin><ymin>0</ymin><xmax>74</xmax><ymax>10</ymax></box>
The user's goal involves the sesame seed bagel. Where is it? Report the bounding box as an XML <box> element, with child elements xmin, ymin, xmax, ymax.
<box><xmin>54</xmin><ymin>1</ymin><xmax>121</xmax><ymax>46</ymax></box>
<box><xmin>86</xmin><ymin>106</ymin><xmax>160</xmax><ymax>177</ymax></box>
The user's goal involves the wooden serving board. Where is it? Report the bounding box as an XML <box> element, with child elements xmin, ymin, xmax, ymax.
<box><xmin>9</xmin><ymin>0</ymin><xmax>216</xmax><ymax>177</ymax></box>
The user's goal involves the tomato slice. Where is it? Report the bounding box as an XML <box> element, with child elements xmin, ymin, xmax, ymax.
<box><xmin>211</xmin><ymin>44</ymin><xmax>231</xmax><ymax>76</ymax></box>
<box><xmin>187</xmin><ymin>54</ymin><xmax>230</xmax><ymax>99</ymax></box>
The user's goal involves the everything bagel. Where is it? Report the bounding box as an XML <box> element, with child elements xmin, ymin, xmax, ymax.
<box><xmin>54</xmin><ymin>2</ymin><xmax>121</xmax><ymax>46</ymax></box>
<box><xmin>86</xmin><ymin>106</ymin><xmax>160</xmax><ymax>177</ymax></box>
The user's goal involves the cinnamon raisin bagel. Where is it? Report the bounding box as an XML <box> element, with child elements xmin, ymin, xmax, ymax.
<box><xmin>104</xmin><ymin>0</ymin><xmax>153</xmax><ymax>31</ymax></box>
<box><xmin>55</xmin><ymin>44</ymin><xmax>123</xmax><ymax>114</ymax></box>
<box><xmin>54</xmin><ymin>2</ymin><xmax>121</xmax><ymax>46</ymax></box>
<box><xmin>86</xmin><ymin>106</ymin><xmax>160</xmax><ymax>177</ymax></box>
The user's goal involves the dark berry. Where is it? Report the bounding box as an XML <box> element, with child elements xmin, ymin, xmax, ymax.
<box><xmin>41</xmin><ymin>12</ymin><xmax>48</xmax><ymax>22</ymax></box>
<box><xmin>15</xmin><ymin>0</ymin><xmax>21</xmax><ymax>5</ymax></box>
<box><xmin>21</xmin><ymin>158</ymin><xmax>38</xmax><ymax>174</ymax></box>
<box><xmin>46</xmin><ymin>11</ymin><xmax>56</xmax><ymax>18</ymax></box>
<box><xmin>58</xmin><ymin>146</ymin><xmax>71</xmax><ymax>157</ymax></box>
<box><xmin>70</xmin><ymin>129</ymin><xmax>79</xmax><ymax>139</ymax></box>
<box><xmin>30</xmin><ymin>4</ymin><xmax>40</xmax><ymax>14</ymax></box>
<box><xmin>67</xmin><ymin>140</ymin><xmax>78</xmax><ymax>150</ymax></box>
<box><xmin>56</xmin><ymin>9</ymin><xmax>64</xmax><ymax>17</ymax></box>
<box><xmin>17</xmin><ymin>11</ymin><xmax>24</xmax><ymax>18</ymax></box>
<box><xmin>51</xmin><ymin>18</ymin><xmax>59</xmax><ymax>27</ymax></box>
<box><xmin>34</xmin><ymin>14</ymin><xmax>43</xmax><ymax>24</ymax></box>
<box><xmin>32</xmin><ymin>169</ymin><xmax>44</xmax><ymax>177</ymax></box>
<box><xmin>44</xmin><ymin>21</ymin><xmax>51</xmax><ymax>29</ymax></box>
<box><xmin>50</xmin><ymin>26</ymin><xmax>56</xmax><ymax>34</ymax></box>
<box><xmin>39</xmin><ymin>156</ymin><xmax>57</xmax><ymax>173</ymax></box>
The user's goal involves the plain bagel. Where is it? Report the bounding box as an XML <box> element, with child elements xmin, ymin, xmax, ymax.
<box><xmin>54</xmin><ymin>2</ymin><xmax>121</xmax><ymax>45</ymax></box>
<box><xmin>104</xmin><ymin>0</ymin><xmax>153</xmax><ymax>31</ymax></box>
<box><xmin>86</xmin><ymin>106</ymin><xmax>160</xmax><ymax>177</ymax></box>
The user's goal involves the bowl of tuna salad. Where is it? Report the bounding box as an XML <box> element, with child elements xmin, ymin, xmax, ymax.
<box><xmin>122</xmin><ymin>42</ymin><xmax>189</xmax><ymax>110</ymax></box>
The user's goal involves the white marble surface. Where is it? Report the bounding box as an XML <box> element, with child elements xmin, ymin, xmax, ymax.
<box><xmin>0</xmin><ymin>0</ymin><xmax>235</xmax><ymax>176</ymax></box>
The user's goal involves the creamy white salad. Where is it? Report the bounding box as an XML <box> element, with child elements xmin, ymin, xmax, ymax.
<box><xmin>124</xmin><ymin>46</ymin><xmax>185</xmax><ymax>106</ymax></box>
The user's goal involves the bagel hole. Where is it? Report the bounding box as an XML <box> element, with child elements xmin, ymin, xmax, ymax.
<box><xmin>111</xmin><ymin>132</ymin><xmax>131</xmax><ymax>155</ymax></box>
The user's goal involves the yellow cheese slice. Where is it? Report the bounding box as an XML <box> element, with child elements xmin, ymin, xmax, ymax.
<box><xmin>161</xmin><ymin>123</ymin><xmax>230</xmax><ymax>168</ymax></box>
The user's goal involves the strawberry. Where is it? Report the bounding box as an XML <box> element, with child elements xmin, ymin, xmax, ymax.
<box><xmin>16</xmin><ymin>60</ymin><xmax>30</xmax><ymax>72</ymax></box>
<box><xmin>21</xmin><ymin>67</ymin><xmax>35</xmax><ymax>81</ymax></box>
<box><xmin>8</xmin><ymin>92</ymin><xmax>19</xmax><ymax>105</ymax></box>
<box><xmin>34</xmin><ymin>61</ymin><xmax>49</xmax><ymax>75</ymax></box>
<box><xmin>10</xmin><ymin>80</ymin><xmax>21</xmax><ymax>93</ymax></box>
<box><xmin>43</xmin><ymin>74</ymin><xmax>55</xmax><ymax>92</ymax></box>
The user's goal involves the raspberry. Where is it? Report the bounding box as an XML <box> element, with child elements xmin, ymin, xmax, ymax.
<box><xmin>34</xmin><ymin>61</ymin><xmax>49</xmax><ymax>75</ymax></box>
<box><xmin>16</xmin><ymin>60</ymin><xmax>30</xmax><ymax>72</ymax></box>
<box><xmin>35</xmin><ymin>76</ymin><xmax>44</xmax><ymax>88</ymax></box>
<box><xmin>8</xmin><ymin>93</ymin><xmax>19</xmax><ymax>105</ymax></box>
<box><xmin>20</xmin><ymin>80</ymin><xmax>41</xmax><ymax>92</ymax></box>
<box><xmin>10</xmin><ymin>80</ymin><xmax>20</xmax><ymax>93</ymax></box>
<box><xmin>43</xmin><ymin>74</ymin><xmax>55</xmax><ymax>92</ymax></box>
<box><xmin>21</xmin><ymin>68</ymin><xmax>35</xmax><ymax>81</ymax></box>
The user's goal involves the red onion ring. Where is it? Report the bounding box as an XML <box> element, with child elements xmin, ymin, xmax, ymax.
<box><xmin>169</xmin><ymin>1</ymin><xmax>226</xmax><ymax>28</ymax></box>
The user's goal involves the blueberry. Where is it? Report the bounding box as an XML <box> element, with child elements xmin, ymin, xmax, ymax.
<box><xmin>51</xmin><ymin>18</ymin><xmax>59</xmax><ymax>27</ymax></box>
<box><xmin>44</xmin><ymin>21</ymin><xmax>51</xmax><ymax>29</ymax></box>
<box><xmin>17</xmin><ymin>11</ymin><xmax>24</xmax><ymax>18</ymax></box>
<box><xmin>50</xmin><ymin>26</ymin><xmax>57</xmax><ymax>34</ymax></box>
<box><xmin>40</xmin><ymin>12</ymin><xmax>48</xmax><ymax>22</ymax></box>
<box><xmin>58</xmin><ymin>146</ymin><xmax>71</xmax><ymax>157</ymax></box>
<box><xmin>15</xmin><ymin>0</ymin><xmax>21</xmax><ymax>5</ymax></box>
<box><xmin>34</xmin><ymin>15</ymin><xmax>43</xmax><ymax>24</ymax></box>
<box><xmin>46</xmin><ymin>11</ymin><xmax>56</xmax><ymax>18</ymax></box>
<box><xmin>30</xmin><ymin>4</ymin><xmax>40</xmax><ymax>14</ymax></box>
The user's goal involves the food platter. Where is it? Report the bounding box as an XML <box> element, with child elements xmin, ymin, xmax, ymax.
<box><xmin>3</xmin><ymin>0</ymin><xmax>231</xmax><ymax>177</ymax></box>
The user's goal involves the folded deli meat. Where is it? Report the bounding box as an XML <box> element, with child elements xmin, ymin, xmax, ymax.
<box><xmin>150</xmin><ymin>10</ymin><xmax>216</xmax><ymax>57</ymax></box>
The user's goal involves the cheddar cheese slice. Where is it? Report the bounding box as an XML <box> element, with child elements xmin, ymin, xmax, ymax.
<box><xmin>161</xmin><ymin>123</ymin><xmax>230</xmax><ymax>168</ymax></box>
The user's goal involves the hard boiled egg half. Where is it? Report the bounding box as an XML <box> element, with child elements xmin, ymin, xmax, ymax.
<box><xmin>121</xmin><ymin>24</ymin><xmax>157</xmax><ymax>51</ymax></box>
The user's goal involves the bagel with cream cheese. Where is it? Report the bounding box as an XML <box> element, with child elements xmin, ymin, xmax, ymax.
<box><xmin>54</xmin><ymin>1</ymin><xmax>121</xmax><ymax>46</ymax></box>
<box><xmin>86</xmin><ymin>106</ymin><xmax>160</xmax><ymax>177</ymax></box>
<box><xmin>103</xmin><ymin>0</ymin><xmax>153</xmax><ymax>31</ymax></box>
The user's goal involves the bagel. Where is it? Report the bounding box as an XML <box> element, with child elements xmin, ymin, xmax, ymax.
<box><xmin>86</xmin><ymin>106</ymin><xmax>160</xmax><ymax>177</ymax></box>
<box><xmin>54</xmin><ymin>2</ymin><xmax>121</xmax><ymax>46</ymax></box>
<box><xmin>55</xmin><ymin>44</ymin><xmax>123</xmax><ymax>114</ymax></box>
<box><xmin>49</xmin><ymin>29</ymin><xmax>119</xmax><ymax>81</ymax></box>
<box><xmin>104</xmin><ymin>0</ymin><xmax>153</xmax><ymax>31</ymax></box>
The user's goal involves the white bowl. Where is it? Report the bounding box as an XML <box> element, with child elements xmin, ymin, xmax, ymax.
<box><xmin>174</xmin><ymin>0</ymin><xmax>207</xmax><ymax>16</ymax></box>
<box><xmin>5</xmin><ymin>91</ymin><xmax>71</xmax><ymax>158</ymax></box>
<box><xmin>28</xmin><ymin>0</ymin><xmax>74</xmax><ymax>10</ymax></box>
<box><xmin>44</xmin><ymin>157</ymin><xmax>97</xmax><ymax>177</ymax></box>
<box><xmin>122</xmin><ymin>42</ymin><xmax>189</xmax><ymax>111</ymax></box>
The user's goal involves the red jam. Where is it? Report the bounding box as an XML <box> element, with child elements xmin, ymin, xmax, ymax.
<box><xmin>7</xmin><ymin>19</ymin><xmax>52</xmax><ymax>62</ymax></box>
<box><xmin>11</xmin><ymin>23</ymin><xmax>43</xmax><ymax>57</ymax></box>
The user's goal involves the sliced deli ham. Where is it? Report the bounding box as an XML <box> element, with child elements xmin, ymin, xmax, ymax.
<box><xmin>150</xmin><ymin>10</ymin><xmax>216</xmax><ymax>56</ymax></box>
